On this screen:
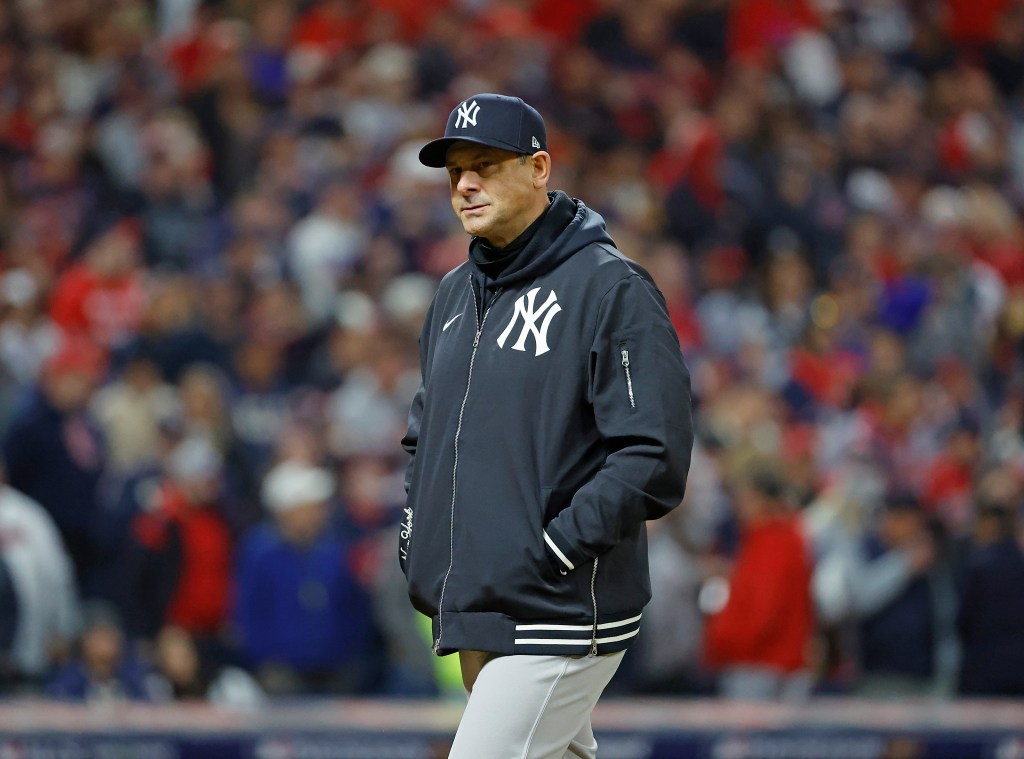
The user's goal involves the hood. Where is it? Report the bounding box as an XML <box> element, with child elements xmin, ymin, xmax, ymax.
<box><xmin>469</xmin><ymin>191</ymin><xmax>616</xmax><ymax>289</ymax></box>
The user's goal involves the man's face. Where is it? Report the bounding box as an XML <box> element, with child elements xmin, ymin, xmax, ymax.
<box><xmin>44</xmin><ymin>370</ymin><xmax>97</xmax><ymax>411</ymax></box>
<box><xmin>276</xmin><ymin>501</ymin><xmax>329</xmax><ymax>546</ymax></box>
<box><xmin>881</xmin><ymin>508</ymin><xmax>922</xmax><ymax>547</ymax></box>
<box><xmin>82</xmin><ymin>625</ymin><xmax>122</xmax><ymax>679</ymax></box>
<box><xmin>445</xmin><ymin>143</ymin><xmax>539</xmax><ymax>247</ymax></box>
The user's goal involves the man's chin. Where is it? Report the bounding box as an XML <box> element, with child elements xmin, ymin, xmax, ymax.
<box><xmin>461</xmin><ymin>218</ymin><xmax>491</xmax><ymax>238</ymax></box>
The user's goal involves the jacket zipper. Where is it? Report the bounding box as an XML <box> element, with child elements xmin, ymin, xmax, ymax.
<box><xmin>434</xmin><ymin>277</ymin><xmax>500</xmax><ymax>653</ymax></box>
<box><xmin>588</xmin><ymin>558</ymin><xmax>600</xmax><ymax>657</ymax></box>
<box><xmin>620</xmin><ymin>349</ymin><xmax>635</xmax><ymax>408</ymax></box>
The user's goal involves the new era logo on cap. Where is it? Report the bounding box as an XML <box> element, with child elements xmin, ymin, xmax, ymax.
<box><xmin>418</xmin><ymin>93</ymin><xmax>548</xmax><ymax>168</ymax></box>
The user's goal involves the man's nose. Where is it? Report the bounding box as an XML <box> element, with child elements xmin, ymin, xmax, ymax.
<box><xmin>457</xmin><ymin>171</ymin><xmax>480</xmax><ymax>193</ymax></box>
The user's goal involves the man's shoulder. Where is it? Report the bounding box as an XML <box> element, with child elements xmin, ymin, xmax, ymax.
<box><xmin>3</xmin><ymin>389</ymin><xmax>47</xmax><ymax>426</ymax></box>
<box><xmin>438</xmin><ymin>261</ymin><xmax>472</xmax><ymax>288</ymax></box>
<box><xmin>0</xmin><ymin>485</ymin><xmax>53</xmax><ymax>529</ymax></box>
<box><xmin>238</xmin><ymin>523</ymin><xmax>289</xmax><ymax>559</ymax></box>
<box><xmin>560</xmin><ymin>242</ymin><xmax>654</xmax><ymax>294</ymax></box>
<box><xmin>425</xmin><ymin>264</ymin><xmax>472</xmax><ymax>330</ymax></box>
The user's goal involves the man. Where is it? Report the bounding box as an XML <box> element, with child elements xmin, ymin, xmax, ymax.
<box><xmin>2</xmin><ymin>338</ymin><xmax>107</xmax><ymax>594</ymax></box>
<box><xmin>854</xmin><ymin>493</ymin><xmax>955</xmax><ymax>697</ymax></box>
<box><xmin>0</xmin><ymin>472</ymin><xmax>81</xmax><ymax>687</ymax></box>
<box><xmin>957</xmin><ymin>497</ymin><xmax>1024</xmax><ymax>696</ymax></box>
<box><xmin>46</xmin><ymin>599</ymin><xmax>152</xmax><ymax>703</ymax></box>
<box><xmin>703</xmin><ymin>462</ymin><xmax>814</xmax><ymax>701</ymax></box>
<box><xmin>401</xmin><ymin>93</ymin><xmax>693</xmax><ymax>758</ymax></box>
<box><xmin>121</xmin><ymin>434</ymin><xmax>233</xmax><ymax>639</ymax></box>
<box><xmin>233</xmin><ymin>459</ymin><xmax>379</xmax><ymax>694</ymax></box>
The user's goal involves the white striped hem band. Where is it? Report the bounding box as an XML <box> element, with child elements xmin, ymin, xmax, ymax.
<box><xmin>543</xmin><ymin>531</ymin><xmax>575</xmax><ymax>571</ymax></box>
<box><xmin>515</xmin><ymin>614</ymin><xmax>643</xmax><ymax>632</ymax></box>
<box><xmin>515</xmin><ymin>629</ymin><xmax>640</xmax><ymax>646</ymax></box>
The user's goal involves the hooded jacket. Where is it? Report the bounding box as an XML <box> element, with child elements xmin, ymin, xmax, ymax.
<box><xmin>400</xmin><ymin>192</ymin><xmax>693</xmax><ymax>657</ymax></box>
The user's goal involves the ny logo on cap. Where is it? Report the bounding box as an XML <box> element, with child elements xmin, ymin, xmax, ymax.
<box><xmin>454</xmin><ymin>99</ymin><xmax>480</xmax><ymax>129</ymax></box>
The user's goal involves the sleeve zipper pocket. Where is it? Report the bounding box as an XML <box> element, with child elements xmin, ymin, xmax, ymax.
<box><xmin>620</xmin><ymin>348</ymin><xmax>636</xmax><ymax>409</ymax></box>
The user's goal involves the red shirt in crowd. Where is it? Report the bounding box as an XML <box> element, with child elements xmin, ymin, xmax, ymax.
<box><xmin>49</xmin><ymin>264</ymin><xmax>145</xmax><ymax>350</ymax></box>
<box><xmin>945</xmin><ymin>0</ymin><xmax>1013</xmax><ymax>46</ymax></box>
<box><xmin>291</xmin><ymin>0</ymin><xmax>366</xmax><ymax>54</ymax></box>
<box><xmin>923</xmin><ymin>452</ymin><xmax>976</xmax><ymax>534</ymax></box>
<box><xmin>133</xmin><ymin>486</ymin><xmax>233</xmax><ymax>636</ymax></box>
<box><xmin>728</xmin><ymin>0</ymin><xmax>821</xmax><ymax>64</ymax></box>
<box><xmin>704</xmin><ymin>515</ymin><xmax>814</xmax><ymax>674</ymax></box>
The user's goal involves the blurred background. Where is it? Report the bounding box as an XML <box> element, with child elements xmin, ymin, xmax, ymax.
<box><xmin>0</xmin><ymin>0</ymin><xmax>1023</xmax><ymax>755</ymax></box>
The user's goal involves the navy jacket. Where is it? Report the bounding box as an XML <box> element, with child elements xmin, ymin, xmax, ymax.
<box><xmin>400</xmin><ymin>193</ymin><xmax>693</xmax><ymax>656</ymax></box>
<box><xmin>2</xmin><ymin>390</ymin><xmax>105</xmax><ymax>588</ymax></box>
<box><xmin>957</xmin><ymin>538</ymin><xmax>1024</xmax><ymax>695</ymax></box>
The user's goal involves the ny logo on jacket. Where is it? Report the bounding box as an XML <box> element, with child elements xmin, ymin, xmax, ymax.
<box><xmin>497</xmin><ymin>287</ymin><xmax>562</xmax><ymax>356</ymax></box>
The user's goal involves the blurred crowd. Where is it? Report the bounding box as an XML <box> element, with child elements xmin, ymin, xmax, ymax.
<box><xmin>1</xmin><ymin>0</ymin><xmax>1024</xmax><ymax>706</ymax></box>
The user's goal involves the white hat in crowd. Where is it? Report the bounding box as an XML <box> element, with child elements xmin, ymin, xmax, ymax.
<box><xmin>168</xmin><ymin>434</ymin><xmax>223</xmax><ymax>483</ymax></box>
<box><xmin>262</xmin><ymin>460</ymin><xmax>335</xmax><ymax>513</ymax></box>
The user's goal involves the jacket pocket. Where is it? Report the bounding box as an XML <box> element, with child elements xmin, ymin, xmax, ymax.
<box><xmin>539</xmin><ymin>487</ymin><xmax>570</xmax><ymax>578</ymax></box>
<box><xmin>618</xmin><ymin>339</ymin><xmax>636</xmax><ymax>410</ymax></box>
<box><xmin>540</xmin><ymin>486</ymin><xmax>555</xmax><ymax>523</ymax></box>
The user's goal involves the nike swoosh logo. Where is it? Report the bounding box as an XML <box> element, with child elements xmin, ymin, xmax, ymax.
<box><xmin>443</xmin><ymin>314</ymin><xmax>462</xmax><ymax>332</ymax></box>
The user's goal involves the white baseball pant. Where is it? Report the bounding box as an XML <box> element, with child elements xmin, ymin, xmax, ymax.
<box><xmin>448</xmin><ymin>651</ymin><xmax>624</xmax><ymax>759</ymax></box>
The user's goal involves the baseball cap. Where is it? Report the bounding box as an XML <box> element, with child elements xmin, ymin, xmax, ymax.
<box><xmin>418</xmin><ymin>93</ymin><xmax>547</xmax><ymax>168</ymax></box>
<box><xmin>43</xmin><ymin>338</ymin><xmax>106</xmax><ymax>380</ymax></box>
<box><xmin>262</xmin><ymin>460</ymin><xmax>334</xmax><ymax>513</ymax></box>
<box><xmin>168</xmin><ymin>434</ymin><xmax>222</xmax><ymax>483</ymax></box>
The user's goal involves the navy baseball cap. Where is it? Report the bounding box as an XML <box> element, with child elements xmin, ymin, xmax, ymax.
<box><xmin>418</xmin><ymin>93</ymin><xmax>547</xmax><ymax>168</ymax></box>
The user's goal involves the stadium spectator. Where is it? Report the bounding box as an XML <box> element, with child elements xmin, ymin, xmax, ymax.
<box><xmin>855</xmin><ymin>493</ymin><xmax>960</xmax><ymax>698</ymax></box>
<box><xmin>90</xmin><ymin>409</ymin><xmax>186</xmax><ymax>611</ymax></box>
<box><xmin>326</xmin><ymin>327</ymin><xmax>418</xmax><ymax>459</ymax></box>
<box><xmin>922</xmin><ymin>412</ymin><xmax>984</xmax><ymax>536</ymax></box>
<box><xmin>175</xmin><ymin>364</ymin><xmax>261</xmax><ymax>528</ymax></box>
<box><xmin>150</xmin><ymin>625</ymin><xmax>264</xmax><ymax>707</ymax></box>
<box><xmin>703</xmin><ymin>460</ymin><xmax>815</xmax><ymax>701</ymax></box>
<box><xmin>956</xmin><ymin>493</ymin><xmax>1024</xmax><ymax>695</ymax></box>
<box><xmin>119</xmin><ymin>434</ymin><xmax>234</xmax><ymax>641</ymax></box>
<box><xmin>120</xmin><ymin>273</ymin><xmax>231</xmax><ymax>384</ymax></box>
<box><xmin>285</xmin><ymin>177</ymin><xmax>368</xmax><ymax>322</ymax></box>
<box><xmin>0</xmin><ymin>476</ymin><xmax>81</xmax><ymax>689</ymax></box>
<box><xmin>91</xmin><ymin>350</ymin><xmax>179</xmax><ymax>477</ymax></box>
<box><xmin>0</xmin><ymin>268</ymin><xmax>59</xmax><ymax>401</ymax></box>
<box><xmin>229</xmin><ymin>332</ymin><xmax>295</xmax><ymax>478</ymax></box>
<box><xmin>1</xmin><ymin>339</ymin><xmax>107</xmax><ymax>594</ymax></box>
<box><xmin>48</xmin><ymin>216</ymin><xmax>146</xmax><ymax>352</ymax></box>
<box><xmin>46</xmin><ymin>599</ymin><xmax>154</xmax><ymax>703</ymax></box>
<box><xmin>0</xmin><ymin>557</ymin><xmax>17</xmax><ymax>686</ymax></box>
<box><xmin>232</xmin><ymin>459</ymin><xmax>379</xmax><ymax>695</ymax></box>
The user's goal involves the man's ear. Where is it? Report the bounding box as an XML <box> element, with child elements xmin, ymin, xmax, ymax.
<box><xmin>531</xmin><ymin>151</ymin><xmax>552</xmax><ymax>189</ymax></box>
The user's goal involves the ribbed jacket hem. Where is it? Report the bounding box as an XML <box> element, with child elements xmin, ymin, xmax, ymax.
<box><xmin>431</xmin><ymin>609</ymin><xmax>643</xmax><ymax>656</ymax></box>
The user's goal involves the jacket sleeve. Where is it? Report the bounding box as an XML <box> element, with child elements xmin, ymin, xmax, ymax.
<box><xmin>401</xmin><ymin>383</ymin><xmax>424</xmax><ymax>496</ymax></box>
<box><xmin>543</xmin><ymin>273</ymin><xmax>693</xmax><ymax>574</ymax></box>
<box><xmin>400</xmin><ymin>295</ymin><xmax>438</xmax><ymax>486</ymax></box>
